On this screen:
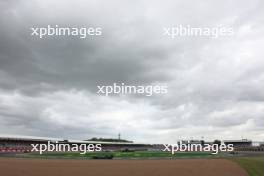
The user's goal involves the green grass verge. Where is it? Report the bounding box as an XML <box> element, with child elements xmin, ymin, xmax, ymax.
<box><xmin>233</xmin><ymin>157</ymin><xmax>264</xmax><ymax>176</ymax></box>
<box><xmin>24</xmin><ymin>151</ymin><xmax>215</xmax><ymax>159</ymax></box>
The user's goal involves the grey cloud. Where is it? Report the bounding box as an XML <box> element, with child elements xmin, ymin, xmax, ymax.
<box><xmin>0</xmin><ymin>0</ymin><xmax>264</xmax><ymax>142</ymax></box>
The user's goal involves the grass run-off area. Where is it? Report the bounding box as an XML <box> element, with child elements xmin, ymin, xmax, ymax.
<box><xmin>15</xmin><ymin>152</ymin><xmax>264</xmax><ymax>175</ymax></box>
<box><xmin>233</xmin><ymin>157</ymin><xmax>264</xmax><ymax>176</ymax></box>
<box><xmin>24</xmin><ymin>151</ymin><xmax>215</xmax><ymax>159</ymax></box>
<box><xmin>14</xmin><ymin>151</ymin><xmax>264</xmax><ymax>175</ymax></box>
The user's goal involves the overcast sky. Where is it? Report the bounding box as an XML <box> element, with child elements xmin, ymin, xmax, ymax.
<box><xmin>0</xmin><ymin>0</ymin><xmax>263</xmax><ymax>143</ymax></box>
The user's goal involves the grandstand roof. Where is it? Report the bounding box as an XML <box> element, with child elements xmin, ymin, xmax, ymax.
<box><xmin>0</xmin><ymin>135</ymin><xmax>150</xmax><ymax>145</ymax></box>
<box><xmin>0</xmin><ymin>134</ymin><xmax>63</xmax><ymax>142</ymax></box>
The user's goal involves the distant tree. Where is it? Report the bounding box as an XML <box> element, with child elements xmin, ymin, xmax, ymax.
<box><xmin>213</xmin><ymin>139</ymin><xmax>221</xmax><ymax>146</ymax></box>
<box><xmin>86</xmin><ymin>137</ymin><xmax>133</xmax><ymax>143</ymax></box>
<box><xmin>200</xmin><ymin>140</ymin><xmax>205</xmax><ymax>146</ymax></box>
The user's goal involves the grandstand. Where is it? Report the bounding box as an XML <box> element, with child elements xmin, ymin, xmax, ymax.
<box><xmin>224</xmin><ymin>139</ymin><xmax>252</xmax><ymax>148</ymax></box>
<box><xmin>0</xmin><ymin>135</ymin><xmax>159</xmax><ymax>153</ymax></box>
<box><xmin>1</xmin><ymin>135</ymin><xmax>263</xmax><ymax>154</ymax></box>
<box><xmin>0</xmin><ymin>135</ymin><xmax>63</xmax><ymax>153</ymax></box>
<box><xmin>223</xmin><ymin>139</ymin><xmax>264</xmax><ymax>152</ymax></box>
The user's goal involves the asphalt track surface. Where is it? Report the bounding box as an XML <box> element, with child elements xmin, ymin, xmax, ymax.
<box><xmin>0</xmin><ymin>158</ymin><xmax>248</xmax><ymax>176</ymax></box>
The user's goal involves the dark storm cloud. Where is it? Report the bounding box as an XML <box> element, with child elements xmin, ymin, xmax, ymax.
<box><xmin>0</xmin><ymin>0</ymin><xmax>173</xmax><ymax>96</ymax></box>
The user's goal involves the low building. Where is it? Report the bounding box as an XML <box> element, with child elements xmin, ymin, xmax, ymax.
<box><xmin>223</xmin><ymin>139</ymin><xmax>252</xmax><ymax>148</ymax></box>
